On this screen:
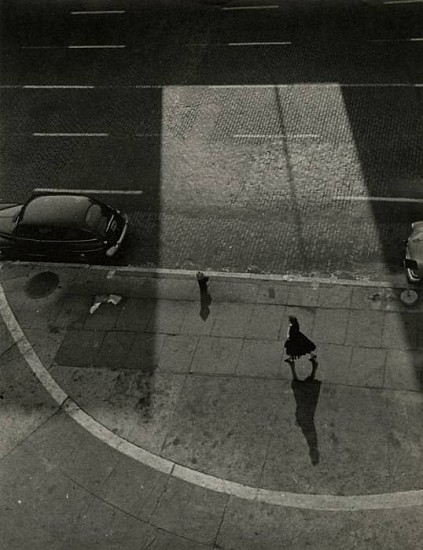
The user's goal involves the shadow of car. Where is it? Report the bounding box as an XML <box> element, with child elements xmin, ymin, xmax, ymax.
<box><xmin>0</xmin><ymin>193</ymin><xmax>128</xmax><ymax>263</ymax></box>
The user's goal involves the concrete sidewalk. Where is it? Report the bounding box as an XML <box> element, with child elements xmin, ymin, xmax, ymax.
<box><xmin>0</xmin><ymin>262</ymin><xmax>422</xmax><ymax>548</ymax></box>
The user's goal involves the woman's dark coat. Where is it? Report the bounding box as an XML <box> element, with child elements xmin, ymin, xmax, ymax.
<box><xmin>284</xmin><ymin>323</ymin><xmax>316</xmax><ymax>359</ymax></box>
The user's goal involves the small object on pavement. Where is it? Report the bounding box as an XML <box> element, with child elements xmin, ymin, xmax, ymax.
<box><xmin>89</xmin><ymin>293</ymin><xmax>122</xmax><ymax>314</ymax></box>
<box><xmin>400</xmin><ymin>289</ymin><xmax>418</xmax><ymax>306</ymax></box>
<box><xmin>196</xmin><ymin>271</ymin><xmax>209</xmax><ymax>292</ymax></box>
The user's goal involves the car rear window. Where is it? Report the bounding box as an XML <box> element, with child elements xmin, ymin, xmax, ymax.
<box><xmin>85</xmin><ymin>204</ymin><xmax>109</xmax><ymax>237</ymax></box>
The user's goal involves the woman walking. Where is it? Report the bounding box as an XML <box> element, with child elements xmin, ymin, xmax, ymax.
<box><xmin>284</xmin><ymin>316</ymin><xmax>317</xmax><ymax>366</ymax></box>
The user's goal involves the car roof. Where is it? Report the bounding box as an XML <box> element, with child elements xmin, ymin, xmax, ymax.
<box><xmin>20</xmin><ymin>194</ymin><xmax>96</xmax><ymax>228</ymax></box>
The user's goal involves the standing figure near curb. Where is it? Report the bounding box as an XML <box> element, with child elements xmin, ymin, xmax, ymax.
<box><xmin>284</xmin><ymin>316</ymin><xmax>317</xmax><ymax>366</ymax></box>
<box><xmin>196</xmin><ymin>271</ymin><xmax>212</xmax><ymax>321</ymax></box>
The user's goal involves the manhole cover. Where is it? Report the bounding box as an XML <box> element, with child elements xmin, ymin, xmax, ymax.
<box><xmin>25</xmin><ymin>272</ymin><xmax>60</xmax><ymax>298</ymax></box>
<box><xmin>400</xmin><ymin>289</ymin><xmax>418</xmax><ymax>306</ymax></box>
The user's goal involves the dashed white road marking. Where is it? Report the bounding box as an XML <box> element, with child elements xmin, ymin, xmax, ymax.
<box><xmin>71</xmin><ymin>10</ymin><xmax>126</xmax><ymax>15</ymax></box>
<box><xmin>68</xmin><ymin>45</ymin><xmax>126</xmax><ymax>49</ymax></box>
<box><xmin>383</xmin><ymin>0</ymin><xmax>423</xmax><ymax>4</ymax></box>
<box><xmin>335</xmin><ymin>196</ymin><xmax>423</xmax><ymax>204</ymax></box>
<box><xmin>32</xmin><ymin>133</ymin><xmax>109</xmax><ymax>137</ymax></box>
<box><xmin>222</xmin><ymin>4</ymin><xmax>279</xmax><ymax>9</ymax></box>
<box><xmin>0</xmin><ymin>277</ymin><xmax>422</xmax><ymax>511</ymax></box>
<box><xmin>34</xmin><ymin>187</ymin><xmax>144</xmax><ymax>195</ymax></box>
<box><xmin>21</xmin><ymin>46</ymin><xmax>60</xmax><ymax>50</ymax></box>
<box><xmin>370</xmin><ymin>37</ymin><xmax>423</xmax><ymax>42</ymax></box>
<box><xmin>228</xmin><ymin>41</ymin><xmax>291</xmax><ymax>46</ymax></box>
<box><xmin>24</xmin><ymin>85</ymin><xmax>95</xmax><ymax>89</ymax></box>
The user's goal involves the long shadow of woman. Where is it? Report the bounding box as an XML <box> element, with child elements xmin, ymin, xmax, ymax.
<box><xmin>289</xmin><ymin>361</ymin><xmax>321</xmax><ymax>466</ymax></box>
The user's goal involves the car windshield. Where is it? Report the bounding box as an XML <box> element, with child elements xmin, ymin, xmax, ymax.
<box><xmin>85</xmin><ymin>204</ymin><xmax>110</xmax><ymax>237</ymax></box>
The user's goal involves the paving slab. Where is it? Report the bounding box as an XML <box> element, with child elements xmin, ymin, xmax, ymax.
<box><xmin>244</xmin><ymin>304</ymin><xmax>284</xmax><ymax>340</ymax></box>
<box><xmin>257</xmin><ymin>281</ymin><xmax>289</xmax><ymax>305</ymax></box>
<box><xmin>58</xmin><ymin>293</ymin><xmax>92</xmax><ymax>329</ymax></box>
<box><xmin>83</xmin><ymin>302</ymin><xmax>121</xmax><ymax>331</ymax></box>
<box><xmin>55</xmin><ymin>329</ymin><xmax>105</xmax><ymax>368</ymax></box>
<box><xmin>0</xmin><ymin>263</ymin><xmax>34</xmax><ymax>281</ymax></box>
<box><xmin>64</xmin><ymin>499</ymin><xmax>156</xmax><ymax>550</ymax></box>
<box><xmin>149</xmin><ymin>530</ymin><xmax>210</xmax><ymax>550</ymax></box>
<box><xmin>385</xmin><ymin>349</ymin><xmax>423</xmax><ymax>392</ymax></box>
<box><xmin>312</xmin><ymin>343</ymin><xmax>352</xmax><ymax>385</ymax></box>
<box><xmin>0</xmin><ymin>350</ymin><xmax>59</xmax><ymax>459</ymax></box>
<box><xmin>318</xmin><ymin>284</ymin><xmax>352</xmax><ymax>309</ymax></box>
<box><xmin>24</xmin><ymin>326</ymin><xmax>66</xmax><ymax>370</ymax></box>
<box><xmin>313</xmin><ymin>307</ymin><xmax>349</xmax><ymax>344</ymax></box>
<box><xmin>157</xmin><ymin>334</ymin><xmax>199</xmax><ymax>373</ymax></box>
<box><xmin>27</xmin><ymin>412</ymin><xmax>123</xmax><ymax>498</ymax></box>
<box><xmin>164</xmin><ymin>377</ymin><xmax>279</xmax><ymax>486</ymax></box>
<box><xmin>179</xmin><ymin>300</ymin><xmax>220</xmax><ymax>336</ymax></box>
<box><xmin>126</xmin><ymin>333</ymin><xmax>166</xmax><ymax>371</ymax></box>
<box><xmin>94</xmin><ymin>330</ymin><xmax>137</xmax><ymax>369</ymax></box>
<box><xmin>385</xmin><ymin>390</ymin><xmax>423</xmax><ymax>491</ymax></box>
<box><xmin>208</xmin><ymin>280</ymin><xmax>258</xmax><ymax>303</ymax></box>
<box><xmin>211</xmin><ymin>302</ymin><xmax>254</xmax><ymax>338</ymax></box>
<box><xmin>287</xmin><ymin>284</ymin><xmax>320</xmax><ymax>307</ymax></box>
<box><xmin>190</xmin><ymin>336</ymin><xmax>242</xmax><ymax>374</ymax></box>
<box><xmin>150</xmin><ymin>477</ymin><xmax>228</xmax><ymax>546</ymax></box>
<box><xmin>115</xmin><ymin>298</ymin><xmax>155</xmax><ymax>331</ymax></box>
<box><xmin>102</xmin><ymin>453</ymin><xmax>168</xmax><ymax>523</ymax></box>
<box><xmin>236</xmin><ymin>339</ymin><xmax>284</xmax><ymax>378</ymax></box>
<box><xmin>382</xmin><ymin>312</ymin><xmax>418</xmax><ymax>350</ymax></box>
<box><xmin>217</xmin><ymin>497</ymin><xmax>423</xmax><ymax>550</ymax></box>
<box><xmin>346</xmin><ymin>309</ymin><xmax>385</xmax><ymax>348</ymax></box>
<box><xmin>347</xmin><ymin>347</ymin><xmax>387</xmax><ymax>388</ymax></box>
<box><xmin>147</xmin><ymin>299</ymin><xmax>187</xmax><ymax>334</ymax></box>
<box><xmin>0</xmin><ymin>440</ymin><xmax>93</xmax><ymax>550</ymax></box>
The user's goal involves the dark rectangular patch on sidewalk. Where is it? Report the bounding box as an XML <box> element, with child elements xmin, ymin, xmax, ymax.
<box><xmin>55</xmin><ymin>330</ymin><xmax>105</xmax><ymax>368</ymax></box>
<box><xmin>94</xmin><ymin>331</ymin><xmax>137</xmax><ymax>369</ymax></box>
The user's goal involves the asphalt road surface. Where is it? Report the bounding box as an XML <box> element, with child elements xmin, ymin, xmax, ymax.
<box><xmin>1</xmin><ymin>0</ymin><xmax>422</xmax><ymax>279</ymax></box>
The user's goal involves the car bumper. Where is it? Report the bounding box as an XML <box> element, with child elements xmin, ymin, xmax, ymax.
<box><xmin>106</xmin><ymin>213</ymin><xmax>129</xmax><ymax>257</ymax></box>
<box><xmin>406</xmin><ymin>267</ymin><xmax>421</xmax><ymax>283</ymax></box>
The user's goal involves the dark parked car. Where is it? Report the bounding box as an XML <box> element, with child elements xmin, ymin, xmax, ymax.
<box><xmin>404</xmin><ymin>221</ymin><xmax>423</xmax><ymax>283</ymax></box>
<box><xmin>0</xmin><ymin>193</ymin><xmax>128</xmax><ymax>262</ymax></box>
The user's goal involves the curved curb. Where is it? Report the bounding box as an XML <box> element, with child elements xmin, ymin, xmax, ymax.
<box><xmin>1</xmin><ymin>283</ymin><xmax>422</xmax><ymax>511</ymax></box>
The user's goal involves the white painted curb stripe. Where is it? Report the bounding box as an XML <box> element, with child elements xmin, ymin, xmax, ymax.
<box><xmin>0</xmin><ymin>286</ymin><xmax>67</xmax><ymax>405</ymax></box>
<box><xmin>1</xmin><ymin>282</ymin><xmax>422</xmax><ymax>510</ymax></box>
<box><xmin>0</xmin><ymin>261</ymin><xmax>410</xmax><ymax>289</ymax></box>
<box><xmin>63</xmin><ymin>401</ymin><xmax>173</xmax><ymax>474</ymax></box>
